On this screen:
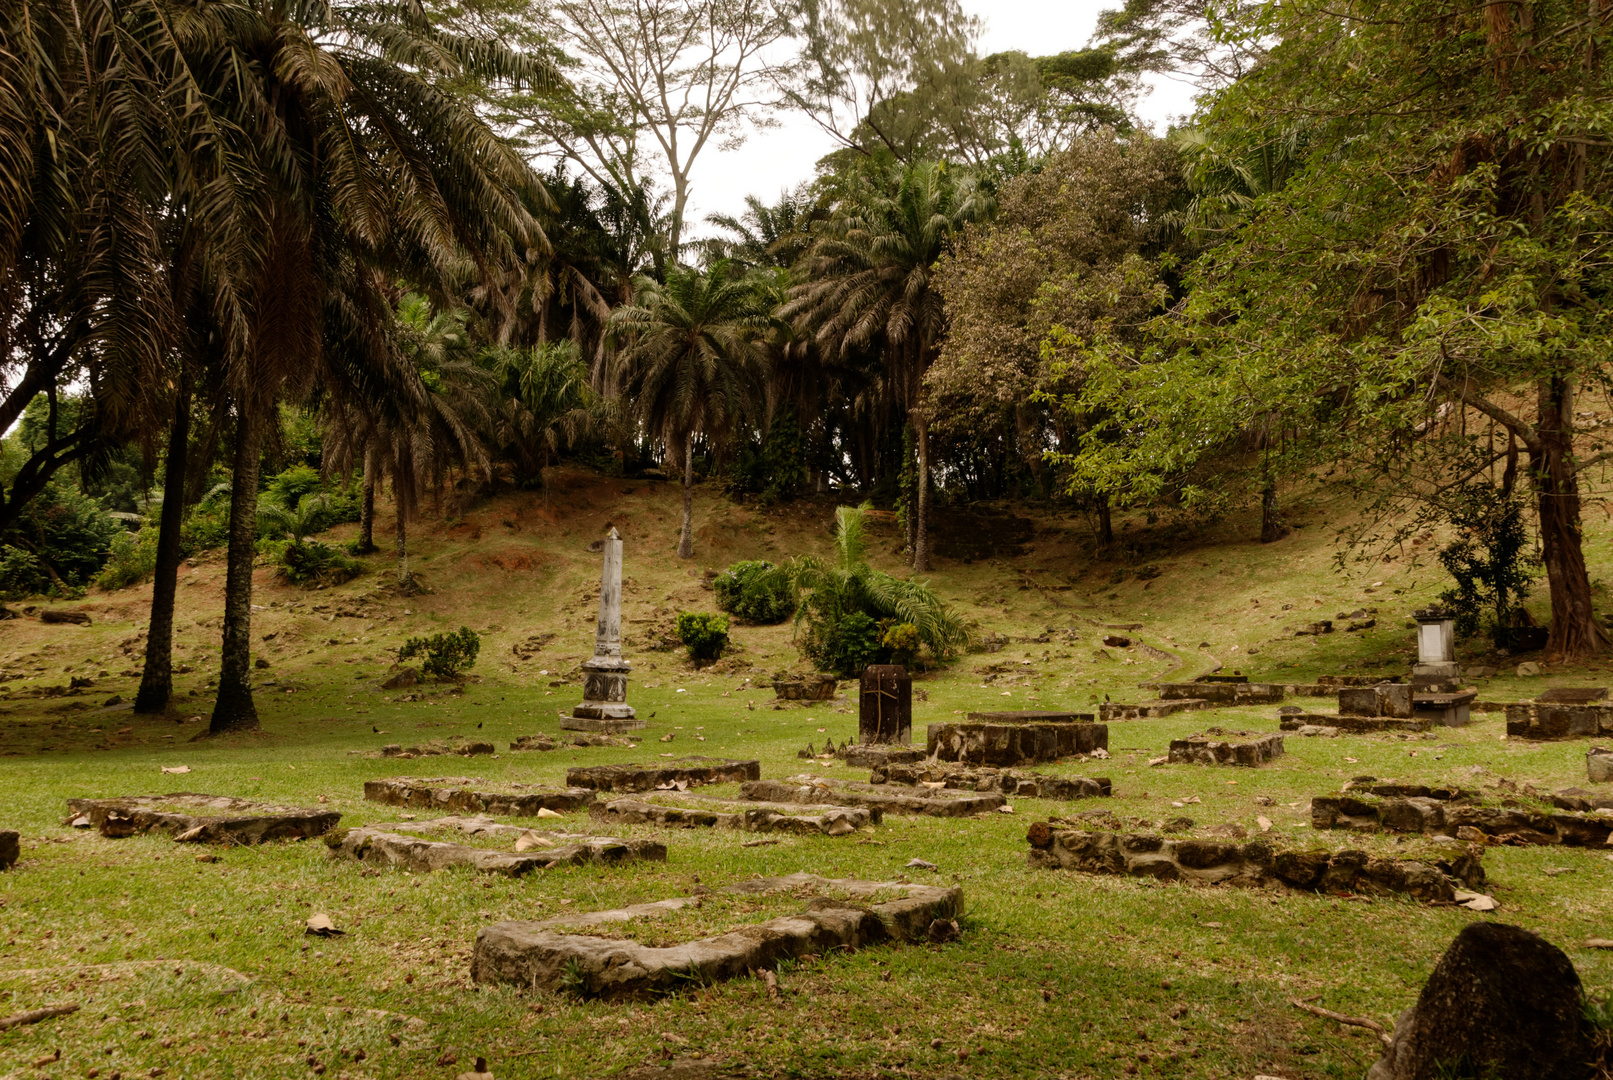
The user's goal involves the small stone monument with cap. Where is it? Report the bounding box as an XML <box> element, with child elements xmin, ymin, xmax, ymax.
<box><xmin>562</xmin><ymin>527</ymin><xmax>646</xmax><ymax>733</ymax></box>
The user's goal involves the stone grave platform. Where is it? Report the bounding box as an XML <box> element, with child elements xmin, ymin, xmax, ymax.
<box><xmin>773</xmin><ymin>674</ymin><xmax>837</xmax><ymax>701</ymax></box>
<box><xmin>1099</xmin><ymin>699</ymin><xmax>1211</xmax><ymax>721</ymax></box>
<box><xmin>374</xmin><ymin>738</ymin><xmax>495</xmax><ymax>758</ymax></box>
<box><xmin>965</xmin><ymin>709</ymin><xmax>1096</xmax><ymax>723</ymax></box>
<box><xmin>1026</xmin><ymin>824</ymin><xmax>1484</xmax><ymax>901</ymax></box>
<box><xmin>590</xmin><ymin>796</ymin><xmax>875</xmax><ymax>836</ymax></box>
<box><xmin>1589</xmin><ymin>747</ymin><xmax>1613</xmax><ymax>783</ymax></box>
<box><xmin>1158</xmin><ymin>682</ymin><xmax>1284</xmax><ymax>705</ymax></box>
<box><xmin>0</xmin><ymin>830</ymin><xmax>17</xmax><ymax>870</ymax></box>
<box><xmin>1310</xmin><ymin>782</ymin><xmax>1613</xmax><ymax>846</ymax></box>
<box><xmin>742</xmin><ymin>776</ymin><xmax>1005</xmax><ymax>816</ymax></box>
<box><xmin>838</xmin><ymin>743</ymin><xmax>926</xmax><ymax>768</ymax></box>
<box><xmin>363</xmin><ymin>777</ymin><xmax>596</xmax><ymax>816</ymax></box>
<box><xmin>1279</xmin><ymin>713</ymin><xmax>1430</xmax><ymax>734</ymax></box>
<box><xmin>1539</xmin><ymin>687</ymin><xmax>1610</xmax><ymax>704</ymax></box>
<box><xmin>1506</xmin><ymin>700</ymin><xmax>1613</xmax><ymax>740</ymax></box>
<box><xmin>470</xmin><ymin>872</ymin><xmax>961</xmax><ymax>1000</ymax></box>
<box><xmin>565</xmin><ymin>758</ymin><xmax>761</xmax><ymax>793</ymax></box>
<box><xmin>559</xmin><ymin>715</ymin><xmax>648</xmax><ymax>734</ymax></box>
<box><xmin>328</xmin><ymin>820</ymin><xmax>664</xmax><ymax>876</ymax></box>
<box><xmin>926</xmin><ymin>720</ymin><xmax>1107</xmax><ymax>766</ymax></box>
<box><xmin>511</xmin><ymin>732</ymin><xmax>636</xmax><ymax>751</ymax></box>
<box><xmin>64</xmin><ymin>794</ymin><xmax>341</xmax><ymax>844</ymax></box>
<box><xmin>869</xmin><ymin>761</ymin><xmax>1110</xmax><ymax>800</ymax></box>
<box><xmin>1166</xmin><ymin>730</ymin><xmax>1284</xmax><ymax>766</ymax></box>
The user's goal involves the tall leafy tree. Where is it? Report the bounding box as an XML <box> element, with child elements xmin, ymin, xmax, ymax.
<box><xmin>1064</xmin><ymin>0</ymin><xmax>1613</xmax><ymax>658</ymax></box>
<box><xmin>611</xmin><ymin>261</ymin><xmax>768</xmax><ymax>558</ymax></box>
<box><xmin>785</xmin><ymin>162</ymin><xmax>991</xmax><ymax>570</ymax></box>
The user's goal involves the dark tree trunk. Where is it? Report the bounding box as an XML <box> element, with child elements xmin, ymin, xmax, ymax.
<box><xmin>677</xmin><ymin>441</ymin><xmax>694</xmax><ymax>559</ymax></box>
<box><xmin>1260</xmin><ymin>481</ymin><xmax>1284</xmax><ymax>543</ymax></box>
<box><xmin>1533</xmin><ymin>375</ymin><xmax>1609</xmax><ymax>659</ymax></box>
<box><xmin>913</xmin><ymin>411</ymin><xmax>931</xmax><ymax>572</ymax></box>
<box><xmin>209</xmin><ymin>406</ymin><xmax>263</xmax><ymax>734</ymax></box>
<box><xmin>1096</xmin><ymin>493</ymin><xmax>1113</xmax><ymax>545</ymax></box>
<box><xmin>134</xmin><ymin>381</ymin><xmax>191</xmax><ymax>714</ymax></box>
<box><xmin>356</xmin><ymin>442</ymin><xmax>378</xmax><ymax>553</ymax></box>
<box><xmin>396</xmin><ymin>485</ymin><xmax>414</xmax><ymax>591</ymax></box>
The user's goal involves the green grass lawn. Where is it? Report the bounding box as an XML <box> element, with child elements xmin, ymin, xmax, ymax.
<box><xmin>5</xmin><ymin>476</ymin><xmax>1613</xmax><ymax>1079</ymax></box>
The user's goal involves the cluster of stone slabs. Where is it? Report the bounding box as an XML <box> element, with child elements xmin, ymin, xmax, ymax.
<box><xmin>1506</xmin><ymin>688</ymin><xmax>1613</xmax><ymax>740</ymax></box>
<box><xmin>1027</xmin><ymin>823</ymin><xmax>1485</xmax><ymax>902</ymax></box>
<box><xmin>65</xmin><ymin>794</ymin><xmax>341</xmax><ymax>844</ymax></box>
<box><xmin>470</xmin><ymin>872</ymin><xmax>962</xmax><ymax>1000</ymax></box>
<box><xmin>1166</xmin><ymin>730</ymin><xmax>1283</xmax><ymax>767</ymax></box>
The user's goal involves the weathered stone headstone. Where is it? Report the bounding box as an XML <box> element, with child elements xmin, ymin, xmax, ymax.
<box><xmin>0</xmin><ymin>830</ymin><xmax>18</xmax><ymax>870</ymax></box>
<box><xmin>1589</xmin><ymin>746</ymin><xmax>1613</xmax><ymax>783</ymax></box>
<box><xmin>859</xmin><ymin>665</ymin><xmax>912</xmax><ymax>745</ymax></box>
<box><xmin>1367</xmin><ymin>923</ymin><xmax>1589</xmax><ymax>1080</ymax></box>
<box><xmin>564</xmin><ymin>528</ymin><xmax>644</xmax><ymax>733</ymax></box>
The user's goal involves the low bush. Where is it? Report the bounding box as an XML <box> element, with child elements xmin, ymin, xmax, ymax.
<box><xmin>398</xmin><ymin>626</ymin><xmax>481</xmax><ymax>678</ymax></box>
<box><xmin>277</xmin><ymin>540</ymin><xmax>364</xmax><ymax>587</ymax></box>
<box><xmin>713</xmin><ymin>560</ymin><xmax>796</xmax><ymax>623</ymax></box>
<box><xmin>806</xmin><ymin>610</ymin><xmax>884</xmax><ymax>678</ymax></box>
<box><xmin>96</xmin><ymin>529</ymin><xmax>159</xmax><ymax>590</ymax></box>
<box><xmin>0</xmin><ymin>481</ymin><xmax>119</xmax><ymax>598</ymax></box>
<box><xmin>881</xmin><ymin>621</ymin><xmax>921</xmax><ymax>667</ymax></box>
<box><xmin>676</xmin><ymin>612</ymin><xmax>729</xmax><ymax>663</ymax></box>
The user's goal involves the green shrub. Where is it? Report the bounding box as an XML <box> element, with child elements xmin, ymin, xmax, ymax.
<box><xmin>713</xmin><ymin>560</ymin><xmax>796</xmax><ymax>623</ymax></box>
<box><xmin>96</xmin><ymin>529</ymin><xmax>159</xmax><ymax>590</ymax></box>
<box><xmin>0</xmin><ymin>481</ymin><xmax>119</xmax><ymax>597</ymax></box>
<box><xmin>398</xmin><ymin>626</ymin><xmax>481</xmax><ymax>679</ymax></box>
<box><xmin>676</xmin><ymin>612</ymin><xmax>729</xmax><ymax>663</ymax></box>
<box><xmin>881</xmin><ymin>621</ymin><xmax>921</xmax><ymax>667</ymax></box>
<box><xmin>265</xmin><ymin>465</ymin><xmax>325</xmax><ymax>509</ymax></box>
<box><xmin>807</xmin><ymin>610</ymin><xmax>885</xmax><ymax>678</ymax></box>
<box><xmin>276</xmin><ymin>540</ymin><xmax>363</xmax><ymax>587</ymax></box>
<box><xmin>0</xmin><ymin>547</ymin><xmax>48</xmax><ymax>599</ymax></box>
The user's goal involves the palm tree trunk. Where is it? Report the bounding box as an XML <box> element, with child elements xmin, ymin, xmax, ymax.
<box><xmin>913</xmin><ymin>411</ymin><xmax>932</xmax><ymax>572</ymax></box>
<box><xmin>356</xmin><ymin>442</ymin><xmax>377</xmax><ymax>553</ymax></box>
<box><xmin>134</xmin><ymin>380</ymin><xmax>191</xmax><ymax>714</ymax></box>
<box><xmin>396</xmin><ymin>486</ymin><xmax>414</xmax><ymax>591</ymax></box>
<box><xmin>678</xmin><ymin>440</ymin><xmax>695</xmax><ymax>559</ymax></box>
<box><xmin>209</xmin><ymin>405</ymin><xmax>263</xmax><ymax>734</ymax></box>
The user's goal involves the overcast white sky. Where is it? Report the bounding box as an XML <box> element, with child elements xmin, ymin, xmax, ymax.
<box><xmin>681</xmin><ymin>0</ymin><xmax>1203</xmax><ymax>237</ymax></box>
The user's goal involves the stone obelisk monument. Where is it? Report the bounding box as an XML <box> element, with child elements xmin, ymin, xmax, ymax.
<box><xmin>562</xmin><ymin>527</ymin><xmax>645</xmax><ymax>732</ymax></box>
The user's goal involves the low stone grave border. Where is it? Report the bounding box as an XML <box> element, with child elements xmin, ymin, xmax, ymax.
<box><xmin>838</xmin><ymin>744</ymin><xmax>926</xmax><ymax>768</ymax></box>
<box><xmin>373</xmin><ymin>738</ymin><xmax>495</xmax><ymax>759</ymax></box>
<box><xmin>1506</xmin><ymin>702</ymin><xmax>1613</xmax><ymax>740</ymax></box>
<box><xmin>470</xmin><ymin>872</ymin><xmax>961</xmax><ymax>1000</ymax></box>
<box><xmin>326</xmin><ymin>823</ymin><xmax>664</xmax><ymax>876</ymax></box>
<box><xmin>926</xmin><ymin>721</ymin><xmax>1107</xmax><ymax>766</ymax></box>
<box><xmin>565</xmin><ymin>758</ymin><xmax>761</xmax><ymax>793</ymax></box>
<box><xmin>64</xmin><ymin>794</ymin><xmax>340</xmax><ymax>844</ymax></box>
<box><xmin>1166</xmin><ymin>730</ymin><xmax>1284</xmax><ymax>767</ymax></box>
<box><xmin>741</xmin><ymin>776</ymin><xmax>1006</xmax><ymax>817</ymax></box>
<box><xmin>1310</xmin><ymin>784</ymin><xmax>1613</xmax><ymax>846</ymax></box>
<box><xmin>869</xmin><ymin>761</ymin><xmax>1111</xmax><ymax>800</ymax></box>
<box><xmin>1158</xmin><ymin>682</ymin><xmax>1284</xmax><ymax>705</ymax></box>
<box><xmin>589</xmin><ymin>797</ymin><xmax>875</xmax><ymax>836</ymax></box>
<box><xmin>363</xmin><ymin>778</ymin><xmax>596</xmax><ymax>816</ymax></box>
<box><xmin>1026</xmin><ymin>825</ymin><xmax>1484</xmax><ymax>902</ymax></box>
<box><xmin>511</xmin><ymin>732</ymin><xmax>636</xmax><ymax>751</ymax></box>
<box><xmin>1280</xmin><ymin>714</ymin><xmax>1431</xmax><ymax>734</ymax></box>
<box><xmin>1099</xmin><ymin>699</ymin><xmax>1211</xmax><ymax>721</ymax></box>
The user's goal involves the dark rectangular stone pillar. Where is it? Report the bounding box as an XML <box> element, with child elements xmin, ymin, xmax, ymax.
<box><xmin>859</xmin><ymin>665</ymin><xmax>912</xmax><ymax>745</ymax></box>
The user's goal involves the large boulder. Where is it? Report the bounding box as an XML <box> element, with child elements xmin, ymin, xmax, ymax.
<box><xmin>1368</xmin><ymin>922</ymin><xmax>1590</xmax><ymax>1080</ymax></box>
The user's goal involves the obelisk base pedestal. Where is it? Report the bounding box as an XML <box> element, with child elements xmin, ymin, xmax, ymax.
<box><xmin>560</xmin><ymin>714</ymin><xmax>647</xmax><ymax>733</ymax></box>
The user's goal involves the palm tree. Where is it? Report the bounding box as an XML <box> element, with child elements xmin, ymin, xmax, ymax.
<box><xmin>784</xmin><ymin>162</ymin><xmax>992</xmax><ymax>570</ymax></box>
<box><xmin>195</xmin><ymin>0</ymin><xmax>552</xmax><ymax>734</ymax></box>
<box><xmin>699</xmin><ymin>186</ymin><xmax>824</xmax><ymax>270</ymax></box>
<box><xmin>611</xmin><ymin>261</ymin><xmax>769</xmax><ymax>558</ymax></box>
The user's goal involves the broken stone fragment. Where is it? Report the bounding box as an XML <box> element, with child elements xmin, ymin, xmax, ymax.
<box><xmin>0</xmin><ymin>830</ymin><xmax>18</xmax><ymax>870</ymax></box>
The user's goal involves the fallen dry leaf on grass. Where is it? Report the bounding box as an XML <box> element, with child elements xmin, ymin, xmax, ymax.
<box><xmin>160</xmin><ymin>765</ymin><xmax>191</xmax><ymax>774</ymax></box>
<box><xmin>305</xmin><ymin>914</ymin><xmax>345</xmax><ymax>937</ymax></box>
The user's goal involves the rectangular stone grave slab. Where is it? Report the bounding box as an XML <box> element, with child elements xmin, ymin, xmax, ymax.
<box><xmin>327</xmin><ymin>825</ymin><xmax>664</xmax><ymax>875</ymax></box>
<box><xmin>559</xmin><ymin>715</ymin><xmax>648</xmax><ymax>733</ymax></box>
<box><xmin>1505</xmin><ymin>702</ymin><xmax>1613</xmax><ymax>740</ymax></box>
<box><xmin>1026</xmin><ymin>826</ymin><xmax>1483</xmax><ymax>901</ymax></box>
<box><xmin>470</xmin><ymin>873</ymin><xmax>962</xmax><ymax>999</ymax></box>
<box><xmin>1100</xmin><ymin>699</ymin><xmax>1211</xmax><ymax>721</ymax></box>
<box><xmin>1318</xmin><ymin>675</ymin><xmax>1408</xmax><ymax>687</ymax></box>
<box><xmin>1551</xmin><ymin>786</ymin><xmax>1613</xmax><ymax>812</ymax></box>
<box><xmin>964</xmin><ymin>710</ymin><xmax>1097</xmax><ymax>723</ymax></box>
<box><xmin>1196</xmin><ymin>674</ymin><xmax>1249</xmax><ymax>683</ymax></box>
<box><xmin>0</xmin><ymin>829</ymin><xmax>17</xmax><ymax>870</ymax></box>
<box><xmin>1310</xmin><ymin>787</ymin><xmax>1613</xmax><ymax>846</ymax></box>
<box><xmin>1539</xmin><ymin>687</ymin><xmax>1610</xmax><ymax>704</ymax></box>
<box><xmin>1157</xmin><ymin>682</ymin><xmax>1284</xmax><ymax>705</ymax></box>
<box><xmin>1411</xmin><ymin>689</ymin><xmax>1476</xmax><ymax>727</ymax></box>
<box><xmin>926</xmin><ymin>721</ymin><xmax>1107</xmax><ymax>766</ymax></box>
<box><xmin>590</xmin><ymin>797</ymin><xmax>875</xmax><ymax>836</ymax></box>
<box><xmin>565</xmin><ymin>757</ymin><xmax>761</xmax><ymax>793</ymax></box>
<box><xmin>64</xmin><ymin>794</ymin><xmax>341</xmax><ymax>844</ymax></box>
<box><xmin>1279</xmin><ymin>714</ymin><xmax>1431</xmax><ymax>733</ymax></box>
<box><xmin>1339</xmin><ymin>684</ymin><xmax>1414</xmax><ymax>719</ymax></box>
<box><xmin>511</xmin><ymin>732</ymin><xmax>635</xmax><ymax>751</ymax></box>
<box><xmin>838</xmin><ymin>744</ymin><xmax>926</xmax><ymax>768</ymax></box>
<box><xmin>1166</xmin><ymin>730</ymin><xmax>1284</xmax><ymax>766</ymax></box>
<box><xmin>773</xmin><ymin>674</ymin><xmax>837</xmax><ymax>701</ymax></box>
<box><xmin>376</xmin><ymin>739</ymin><xmax>495</xmax><ymax>758</ymax></box>
<box><xmin>742</xmin><ymin>776</ymin><xmax>1006</xmax><ymax>816</ymax></box>
<box><xmin>363</xmin><ymin>777</ymin><xmax>596</xmax><ymax>816</ymax></box>
<box><xmin>870</xmin><ymin>761</ymin><xmax>1111</xmax><ymax>800</ymax></box>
